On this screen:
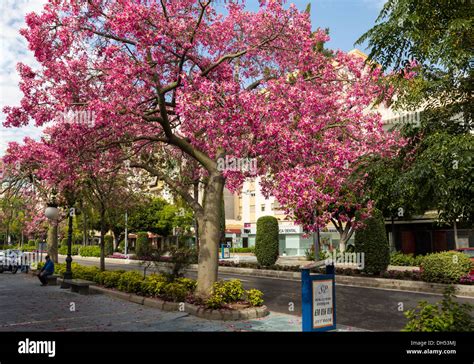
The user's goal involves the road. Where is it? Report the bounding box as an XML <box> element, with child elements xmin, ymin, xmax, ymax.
<box><xmin>61</xmin><ymin>256</ymin><xmax>474</xmax><ymax>331</ymax></box>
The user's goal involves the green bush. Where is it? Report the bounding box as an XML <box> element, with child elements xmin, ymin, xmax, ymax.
<box><xmin>95</xmin><ymin>271</ymin><xmax>125</xmax><ymax>288</ymax></box>
<box><xmin>165</xmin><ymin>247</ymin><xmax>197</xmax><ymax>279</ymax></box>
<box><xmin>74</xmin><ymin>265</ymin><xmax>100</xmax><ymax>281</ymax></box>
<box><xmin>162</xmin><ymin>282</ymin><xmax>189</xmax><ymax>302</ymax></box>
<box><xmin>104</xmin><ymin>235</ymin><xmax>114</xmax><ymax>256</ymax></box>
<box><xmin>205</xmin><ymin>294</ymin><xmax>225</xmax><ymax>309</ymax></box>
<box><xmin>117</xmin><ymin>240</ymin><xmax>125</xmax><ymax>253</ymax></box>
<box><xmin>420</xmin><ymin>251</ymin><xmax>472</xmax><ymax>284</ymax></box>
<box><xmin>403</xmin><ymin>286</ymin><xmax>473</xmax><ymax>332</ymax></box>
<box><xmin>245</xmin><ymin>289</ymin><xmax>264</xmax><ymax>307</ymax></box>
<box><xmin>141</xmin><ymin>274</ymin><xmax>168</xmax><ymax>296</ymax></box>
<box><xmin>232</xmin><ymin>247</ymin><xmax>255</xmax><ymax>253</ymax></box>
<box><xmin>58</xmin><ymin>244</ymin><xmax>81</xmax><ymax>255</ymax></box>
<box><xmin>206</xmin><ymin>279</ymin><xmax>245</xmax><ymax>308</ymax></box>
<box><xmin>390</xmin><ymin>252</ymin><xmax>425</xmax><ymax>266</ymax></box>
<box><xmin>354</xmin><ymin>209</ymin><xmax>390</xmax><ymax>274</ymax></box>
<box><xmin>79</xmin><ymin>245</ymin><xmax>101</xmax><ymax>257</ymax></box>
<box><xmin>136</xmin><ymin>232</ymin><xmax>151</xmax><ymax>259</ymax></box>
<box><xmin>117</xmin><ymin>271</ymin><xmax>144</xmax><ymax>293</ymax></box>
<box><xmin>20</xmin><ymin>246</ymin><xmax>38</xmax><ymax>252</ymax></box>
<box><xmin>255</xmin><ymin>216</ymin><xmax>279</xmax><ymax>266</ymax></box>
<box><xmin>174</xmin><ymin>277</ymin><xmax>197</xmax><ymax>292</ymax></box>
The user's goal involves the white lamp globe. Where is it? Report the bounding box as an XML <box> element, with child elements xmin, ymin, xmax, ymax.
<box><xmin>45</xmin><ymin>206</ymin><xmax>59</xmax><ymax>220</ymax></box>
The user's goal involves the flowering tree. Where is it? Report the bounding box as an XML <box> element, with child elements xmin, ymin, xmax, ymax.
<box><xmin>3</xmin><ymin>0</ymin><xmax>400</xmax><ymax>296</ymax></box>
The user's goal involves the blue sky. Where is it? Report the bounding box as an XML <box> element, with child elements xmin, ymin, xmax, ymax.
<box><xmin>0</xmin><ymin>0</ymin><xmax>386</xmax><ymax>156</ymax></box>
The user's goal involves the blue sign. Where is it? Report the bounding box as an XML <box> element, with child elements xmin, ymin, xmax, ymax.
<box><xmin>220</xmin><ymin>244</ymin><xmax>230</xmax><ymax>259</ymax></box>
<box><xmin>301</xmin><ymin>265</ymin><xmax>336</xmax><ymax>332</ymax></box>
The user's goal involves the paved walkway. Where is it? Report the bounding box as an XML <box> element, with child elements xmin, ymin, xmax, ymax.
<box><xmin>0</xmin><ymin>273</ymin><xmax>364</xmax><ymax>332</ymax></box>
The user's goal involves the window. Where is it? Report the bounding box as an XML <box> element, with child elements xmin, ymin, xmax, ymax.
<box><xmin>261</xmin><ymin>204</ymin><xmax>265</xmax><ymax>212</ymax></box>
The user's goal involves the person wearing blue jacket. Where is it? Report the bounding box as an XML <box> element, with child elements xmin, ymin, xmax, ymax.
<box><xmin>37</xmin><ymin>255</ymin><xmax>55</xmax><ymax>286</ymax></box>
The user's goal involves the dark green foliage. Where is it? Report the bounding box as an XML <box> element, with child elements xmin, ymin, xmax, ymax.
<box><xmin>354</xmin><ymin>209</ymin><xmax>390</xmax><ymax>274</ymax></box>
<box><xmin>403</xmin><ymin>286</ymin><xmax>473</xmax><ymax>332</ymax></box>
<box><xmin>135</xmin><ymin>232</ymin><xmax>151</xmax><ymax>259</ymax></box>
<box><xmin>58</xmin><ymin>244</ymin><xmax>81</xmax><ymax>256</ymax></box>
<box><xmin>104</xmin><ymin>235</ymin><xmax>114</xmax><ymax>256</ymax></box>
<box><xmin>356</xmin><ymin>0</ymin><xmax>473</xmax><ymax>226</ymax></box>
<box><xmin>255</xmin><ymin>216</ymin><xmax>279</xmax><ymax>266</ymax></box>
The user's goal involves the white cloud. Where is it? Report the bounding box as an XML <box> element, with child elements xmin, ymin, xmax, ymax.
<box><xmin>0</xmin><ymin>0</ymin><xmax>47</xmax><ymax>157</ymax></box>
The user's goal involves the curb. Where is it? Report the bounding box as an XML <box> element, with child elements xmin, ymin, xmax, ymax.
<box><xmin>89</xmin><ymin>285</ymin><xmax>269</xmax><ymax>321</ymax></box>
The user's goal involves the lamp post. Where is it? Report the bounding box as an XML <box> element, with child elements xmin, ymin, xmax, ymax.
<box><xmin>124</xmin><ymin>211</ymin><xmax>128</xmax><ymax>256</ymax></box>
<box><xmin>62</xmin><ymin>207</ymin><xmax>75</xmax><ymax>282</ymax></box>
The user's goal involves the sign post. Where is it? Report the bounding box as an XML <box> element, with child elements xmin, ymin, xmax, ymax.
<box><xmin>220</xmin><ymin>243</ymin><xmax>231</xmax><ymax>259</ymax></box>
<box><xmin>301</xmin><ymin>263</ymin><xmax>336</xmax><ymax>332</ymax></box>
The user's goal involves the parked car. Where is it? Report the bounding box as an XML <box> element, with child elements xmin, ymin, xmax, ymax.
<box><xmin>455</xmin><ymin>248</ymin><xmax>474</xmax><ymax>275</ymax></box>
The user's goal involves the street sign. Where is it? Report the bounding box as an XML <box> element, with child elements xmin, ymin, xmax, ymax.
<box><xmin>220</xmin><ymin>244</ymin><xmax>230</xmax><ymax>259</ymax></box>
<box><xmin>301</xmin><ymin>267</ymin><xmax>336</xmax><ymax>332</ymax></box>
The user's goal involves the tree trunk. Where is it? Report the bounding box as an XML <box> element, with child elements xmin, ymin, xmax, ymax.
<box><xmin>99</xmin><ymin>209</ymin><xmax>106</xmax><ymax>271</ymax></box>
<box><xmin>333</xmin><ymin>219</ymin><xmax>354</xmax><ymax>253</ymax></box>
<box><xmin>47</xmin><ymin>221</ymin><xmax>58</xmax><ymax>263</ymax></box>
<box><xmin>195</xmin><ymin>173</ymin><xmax>224</xmax><ymax>298</ymax></box>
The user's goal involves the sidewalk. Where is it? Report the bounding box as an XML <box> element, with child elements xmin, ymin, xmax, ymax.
<box><xmin>0</xmin><ymin>273</ymin><xmax>366</xmax><ymax>332</ymax></box>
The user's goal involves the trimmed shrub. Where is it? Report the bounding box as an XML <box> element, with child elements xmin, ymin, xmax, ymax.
<box><xmin>117</xmin><ymin>240</ymin><xmax>125</xmax><ymax>253</ymax></box>
<box><xmin>135</xmin><ymin>232</ymin><xmax>151</xmax><ymax>259</ymax></box>
<box><xmin>174</xmin><ymin>277</ymin><xmax>197</xmax><ymax>292</ymax></box>
<box><xmin>162</xmin><ymin>282</ymin><xmax>189</xmax><ymax>302</ymax></box>
<box><xmin>232</xmin><ymin>247</ymin><xmax>255</xmax><ymax>253</ymax></box>
<box><xmin>245</xmin><ymin>289</ymin><xmax>264</xmax><ymax>307</ymax></box>
<box><xmin>255</xmin><ymin>216</ymin><xmax>279</xmax><ymax>266</ymax></box>
<box><xmin>79</xmin><ymin>245</ymin><xmax>101</xmax><ymax>257</ymax></box>
<box><xmin>117</xmin><ymin>271</ymin><xmax>144</xmax><ymax>293</ymax></box>
<box><xmin>58</xmin><ymin>244</ymin><xmax>81</xmax><ymax>256</ymax></box>
<box><xmin>74</xmin><ymin>265</ymin><xmax>100</xmax><ymax>281</ymax></box>
<box><xmin>403</xmin><ymin>286</ymin><xmax>473</xmax><ymax>332</ymax></box>
<box><xmin>205</xmin><ymin>279</ymin><xmax>245</xmax><ymax>308</ymax></box>
<box><xmin>105</xmin><ymin>235</ymin><xmax>114</xmax><ymax>256</ymax></box>
<box><xmin>95</xmin><ymin>271</ymin><xmax>125</xmax><ymax>288</ymax></box>
<box><xmin>390</xmin><ymin>252</ymin><xmax>425</xmax><ymax>267</ymax></box>
<box><xmin>354</xmin><ymin>209</ymin><xmax>390</xmax><ymax>274</ymax></box>
<box><xmin>141</xmin><ymin>274</ymin><xmax>168</xmax><ymax>296</ymax></box>
<box><xmin>421</xmin><ymin>251</ymin><xmax>472</xmax><ymax>284</ymax></box>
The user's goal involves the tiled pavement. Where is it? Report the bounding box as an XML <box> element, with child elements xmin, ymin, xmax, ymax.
<box><xmin>0</xmin><ymin>273</ymin><xmax>365</xmax><ymax>332</ymax></box>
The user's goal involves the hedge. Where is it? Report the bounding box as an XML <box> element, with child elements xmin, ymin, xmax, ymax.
<box><xmin>420</xmin><ymin>251</ymin><xmax>472</xmax><ymax>284</ymax></box>
<box><xmin>79</xmin><ymin>245</ymin><xmax>101</xmax><ymax>257</ymax></box>
<box><xmin>58</xmin><ymin>244</ymin><xmax>82</xmax><ymax>256</ymax></box>
<box><xmin>390</xmin><ymin>252</ymin><xmax>425</xmax><ymax>267</ymax></box>
<box><xmin>255</xmin><ymin>216</ymin><xmax>279</xmax><ymax>266</ymax></box>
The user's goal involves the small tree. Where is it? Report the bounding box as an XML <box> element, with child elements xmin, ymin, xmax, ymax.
<box><xmin>255</xmin><ymin>216</ymin><xmax>279</xmax><ymax>266</ymax></box>
<box><xmin>135</xmin><ymin>232</ymin><xmax>151</xmax><ymax>259</ymax></box>
<box><xmin>104</xmin><ymin>235</ymin><xmax>114</xmax><ymax>256</ymax></box>
<box><xmin>354</xmin><ymin>209</ymin><xmax>390</xmax><ymax>274</ymax></box>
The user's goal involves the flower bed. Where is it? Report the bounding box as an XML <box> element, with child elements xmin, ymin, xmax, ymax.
<box><xmin>49</xmin><ymin>263</ymin><xmax>266</xmax><ymax>315</ymax></box>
